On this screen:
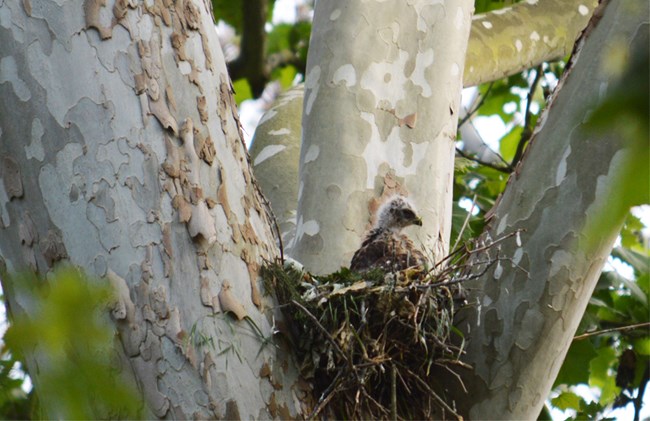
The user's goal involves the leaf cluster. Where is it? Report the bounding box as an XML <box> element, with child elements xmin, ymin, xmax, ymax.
<box><xmin>1</xmin><ymin>267</ymin><xmax>144</xmax><ymax>420</ymax></box>
<box><xmin>551</xmin><ymin>213</ymin><xmax>650</xmax><ymax>420</ymax></box>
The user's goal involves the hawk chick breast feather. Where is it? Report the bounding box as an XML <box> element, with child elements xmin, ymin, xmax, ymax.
<box><xmin>350</xmin><ymin>196</ymin><xmax>428</xmax><ymax>272</ymax></box>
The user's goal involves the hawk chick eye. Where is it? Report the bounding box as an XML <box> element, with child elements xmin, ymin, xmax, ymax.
<box><xmin>401</xmin><ymin>209</ymin><xmax>416</xmax><ymax>219</ymax></box>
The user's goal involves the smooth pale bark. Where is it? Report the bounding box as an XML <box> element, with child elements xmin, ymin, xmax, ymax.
<box><xmin>249</xmin><ymin>86</ymin><xmax>303</xmax><ymax>256</ymax></box>
<box><xmin>0</xmin><ymin>0</ymin><xmax>301</xmax><ymax>418</ymax></box>
<box><xmin>290</xmin><ymin>0</ymin><xmax>474</xmax><ymax>274</ymax></box>
<box><xmin>454</xmin><ymin>1</ymin><xmax>648</xmax><ymax>418</ymax></box>
<box><xmin>250</xmin><ymin>0</ymin><xmax>597</xmax><ymax>263</ymax></box>
<box><xmin>465</xmin><ymin>0</ymin><xmax>597</xmax><ymax>86</ymax></box>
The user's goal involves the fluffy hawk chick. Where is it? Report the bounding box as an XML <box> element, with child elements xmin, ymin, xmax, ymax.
<box><xmin>350</xmin><ymin>196</ymin><xmax>427</xmax><ymax>272</ymax></box>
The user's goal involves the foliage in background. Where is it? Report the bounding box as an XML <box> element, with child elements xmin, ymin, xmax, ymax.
<box><xmin>0</xmin><ymin>295</ymin><xmax>34</xmax><ymax>419</ymax></box>
<box><xmin>213</xmin><ymin>0</ymin><xmax>310</xmax><ymax>104</ymax></box>
<box><xmin>1</xmin><ymin>267</ymin><xmax>143</xmax><ymax>419</ymax></box>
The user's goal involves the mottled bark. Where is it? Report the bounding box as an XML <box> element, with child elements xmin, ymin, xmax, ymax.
<box><xmin>0</xmin><ymin>0</ymin><xmax>301</xmax><ymax>418</ymax></box>
<box><xmin>465</xmin><ymin>0</ymin><xmax>597</xmax><ymax>86</ymax></box>
<box><xmin>250</xmin><ymin>0</ymin><xmax>597</xmax><ymax>264</ymax></box>
<box><xmin>291</xmin><ymin>0</ymin><xmax>474</xmax><ymax>274</ymax></box>
<box><xmin>249</xmin><ymin>85</ymin><xmax>303</xmax><ymax>256</ymax></box>
<box><xmin>454</xmin><ymin>1</ymin><xmax>648</xmax><ymax>418</ymax></box>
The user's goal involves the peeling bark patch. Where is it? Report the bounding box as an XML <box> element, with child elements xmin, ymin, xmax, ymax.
<box><xmin>218</xmin><ymin>280</ymin><xmax>247</xmax><ymax>320</ymax></box>
<box><xmin>241</xmin><ymin>249</ymin><xmax>262</xmax><ymax>307</ymax></box>
<box><xmin>514</xmin><ymin>308</ymin><xmax>544</xmax><ymax>349</ymax></box>
<box><xmin>217</xmin><ymin>75</ymin><xmax>231</xmax><ymax>129</ymax></box>
<box><xmin>196</xmin><ymin>133</ymin><xmax>216</xmax><ymax>165</ymax></box>
<box><xmin>304</xmin><ymin>65</ymin><xmax>321</xmax><ymax>116</ymax></box>
<box><xmin>253</xmin><ymin>144</ymin><xmax>286</xmax><ymax>167</ymax></box>
<box><xmin>225</xmin><ymin>400</ymin><xmax>241</xmax><ymax>421</ymax></box>
<box><xmin>555</xmin><ymin>145</ymin><xmax>571</xmax><ymax>185</ymax></box>
<box><xmin>197</xmin><ymin>95</ymin><xmax>208</xmax><ymax>123</ymax></box>
<box><xmin>303</xmin><ymin>145</ymin><xmax>320</xmax><ymax>163</ymax></box>
<box><xmin>107</xmin><ymin>269</ymin><xmax>135</xmax><ymax>321</ymax></box>
<box><xmin>90</xmin><ymin>179</ymin><xmax>117</xmax><ymax>222</ymax></box>
<box><xmin>332</xmin><ymin>64</ymin><xmax>357</xmax><ymax>87</ymax></box>
<box><xmin>1</xmin><ymin>156</ymin><xmax>23</xmax><ymax>199</ymax></box>
<box><xmin>360</xmin><ymin>50</ymin><xmax>408</xmax><ymax>109</ymax></box>
<box><xmin>84</xmin><ymin>0</ymin><xmax>113</xmax><ymax>39</ymax></box>
<box><xmin>189</xmin><ymin>201</ymin><xmax>217</xmax><ymax>244</ymax></box>
<box><xmin>19</xmin><ymin>211</ymin><xmax>38</xmax><ymax>269</ymax></box>
<box><xmin>26</xmin><ymin>118</ymin><xmax>45</xmax><ymax>161</ymax></box>
<box><xmin>0</xmin><ymin>56</ymin><xmax>31</xmax><ymax>101</ymax></box>
<box><xmin>183</xmin><ymin>0</ymin><xmax>201</xmax><ymax>30</ymax></box>
<box><xmin>40</xmin><ymin>228</ymin><xmax>68</xmax><ymax>268</ymax></box>
<box><xmin>411</xmin><ymin>49</ymin><xmax>435</xmax><ymax>97</ymax></box>
<box><xmin>19</xmin><ymin>211</ymin><xmax>38</xmax><ymax>247</ymax></box>
<box><xmin>360</xmin><ymin>113</ymin><xmax>428</xmax><ymax>189</ymax></box>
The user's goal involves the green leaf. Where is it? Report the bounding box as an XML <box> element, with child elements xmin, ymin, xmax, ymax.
<box><xmin>3</xmin><ymin>268</ymin><xmax>143</xmax><ymax>419</ymax></box>
<box><xmin>589</xmin><ymin>347</ymin><xmax>619</xmax><ymax>404</ymax></box>
<box><xmin>478</xmin><ymin>85</ymin><xmax>520</xmax><ymax>121</ymax></box>
<box><xmin>273</xmin><ymin>65</ymin><xmax>298</xmax><ymax>89</ymax></box>
<box><xmin>620</xmin><ymin>213</ymin><xmax>645</xmax><ymax>249</ymax></box>
<box><xmin>233</xmin><ymin>78</ymin><xmax>252</xmax><ymax>104</ymax></box>
<box><xmin>213</xmin><ymin>0</ymin><xmax>243</xmax><ymax>32</ymax></box>
<box><xmin>267</xmin><ymin>23</ymin><xmax>293</xmax><ymax>55</ymax></box>
<box><xmin>554</xmin><ymin>339</ymin><xmax>598</xmax><ymax>386</ymax></box>
<box><xmin>638</xmin><ymin>273</ymin><xmax>650</xmax><ymax>297</ymax></box>
<box><xmin>612</xmin><ymin>247</ymin><xmax>649</xmax><ymax>276</ymax></box>
<box><xmin>551</xmin><ymin>391</ymin><xmax>584</xmax><ymax>411</ymax></box>
<box><xmin>633</xmin><ymin>337</ymin><xmax>650</xmax><ymax>356</ymax></box>
<box><xmin>499</xmin><ymin>125</ymin><xmax>523</xmax><ymax>163</ymax></box>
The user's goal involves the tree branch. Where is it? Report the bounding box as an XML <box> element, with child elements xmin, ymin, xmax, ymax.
<box><xmin>572</xmin><ymin>322</ymin><xmax>650</xmax><ymax>341</ymax></box>
<box><xmin>634</xmin><ymin>363</ymin><xmax>649</xmax><ymax>421</ymax></box>
<box><xmin>456</xmin><ymin>147</ymin><xmax>512</xmax><ymax>174</ymax></box>
<box><xmin>511</xmin><ymin>65</ymin><xmax>543</xmax><ymax>167</ymax></box>
<box><xmin>227</xmin><ymin>0</ymin><xmax>269</xmax><ymax>97</ymax></box>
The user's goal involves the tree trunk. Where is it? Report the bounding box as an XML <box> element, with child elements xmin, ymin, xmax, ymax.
<box><xmin>290</xmin><ymin>0</ymin><xmax>474</xmax><ymax>274</ymax></box>
<box><xmin>0</xmin><ymin>0</ymin><xmax>301</xmax><ymax>418</ymax></box>
<box><xmin>454</xmin><ymin>1</ymin><xmax>648</xmax><ymax>418</ymax></box>
<box><xmin>249</xmin><ymin>0</ymin><xmax>597</xmax><ymax>258</ymax></box>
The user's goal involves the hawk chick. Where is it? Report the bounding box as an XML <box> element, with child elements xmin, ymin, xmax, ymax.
<box><xmin>350</xmin><ymin>196</ymin><xmax>427</xmax><ymax>272</ymax></box>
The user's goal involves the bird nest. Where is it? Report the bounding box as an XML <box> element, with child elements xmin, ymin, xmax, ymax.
<box><xmin>261</xmin><ymin>244</ymin><xmax>491</xmax><ymax>420</ymax></box>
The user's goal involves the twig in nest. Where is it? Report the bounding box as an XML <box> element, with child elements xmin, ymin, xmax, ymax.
<box><xmin>307</xmin><ymin>370</ymin><xmax>343</xmax><ymax>420</ymax></box>
<box><xmin>307</xmin><ymin>370</ymin><xmax>344</xmax><ymax>420</ymax></box>
<box><xmin>290</xmin><ymin>299</ymin><xmax>352</xmax><ymax>369</ymax></box>
<box><xmin>402</xmin><ymin>366</ymin><xmax>463</xmax><ymax>421</ymax></box>
<box><xmin>435</xmin><ymin>361</ymin><xmax>469</xmax><ymax>393</ymax></box>
<box><xmin>361</xmin><ymin>387</ymin><xmax>391</xmax><ymax>418</ymax></box>
<box><xmin>391</xmin><ymin>363</ymin><xmax>397</xmax><ymax>421</ymax></box>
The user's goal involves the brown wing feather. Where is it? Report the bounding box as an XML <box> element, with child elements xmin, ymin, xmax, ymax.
<box><xmin>351</xmin><ymin>229</ymin><xmax>426</xmax><ymax>272</ymax></box>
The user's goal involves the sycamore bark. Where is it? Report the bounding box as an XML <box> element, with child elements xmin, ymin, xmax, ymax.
<box><xmin>290</xmin><ymin>0</ymin><xmax>474</xmax><ymax>274</ymax></box>
<box><xmin>455</xmin><ymin>1</ymin><xmax>648</xmax><ymax>418</ymax></box>
<box><xmin>0</xmin><ymin>0</ymin><xmax>301</xmax><ymax>418</ymax></box>
<box><xmin>250</xmin><ymin>0</ymin><xmax>597</xmax><ymax>260</ymax></box>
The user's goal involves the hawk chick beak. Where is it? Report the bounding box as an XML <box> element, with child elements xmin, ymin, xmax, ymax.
<box><xmin>412</xmin><ymin>216</ymin><xmax>423</xmax><ymax>226</ymax></box>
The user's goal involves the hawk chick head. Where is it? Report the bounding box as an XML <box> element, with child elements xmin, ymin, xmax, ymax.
<box><xmin>375</xmin><ymin>196</ymin><xmax>422</xmax><ymax>232</ymax></box>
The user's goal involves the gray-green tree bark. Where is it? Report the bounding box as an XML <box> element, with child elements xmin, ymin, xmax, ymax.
<box><xmin>454</xmin><ymin>1</ymin><xmax>648</xmax><ymax>418</ymax></box>
<box><xmin>250</xmin><ymin>0</ymin><xmax>597</xmax><ymax>254</ymax></box>
<box><xmin>0</xmin><ymin>0</ymin><xmax>301</xmax><ymax>418</ymax></box>
<box><xmin>290</xmin><ymin>0</ymin><xmax>474</xmax><ymax>274</ymax></box>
